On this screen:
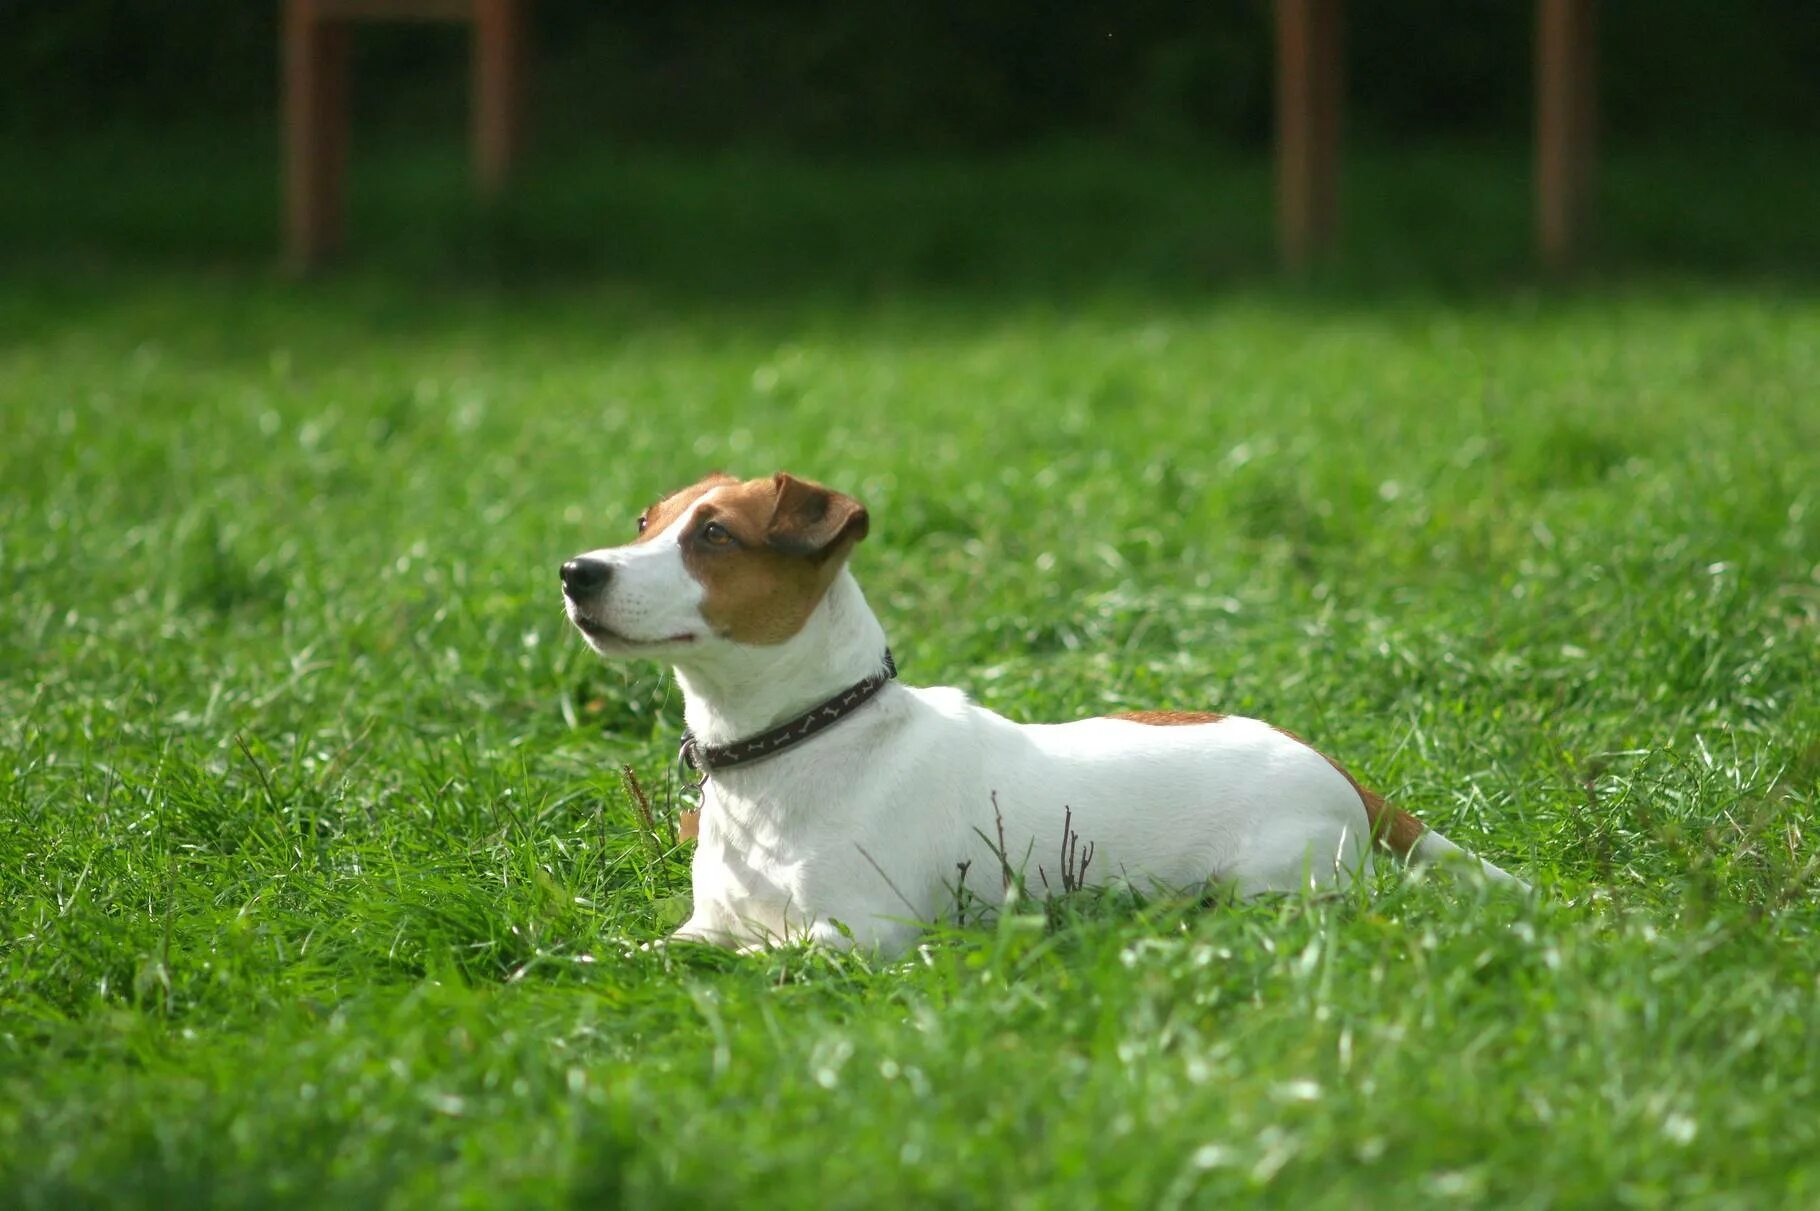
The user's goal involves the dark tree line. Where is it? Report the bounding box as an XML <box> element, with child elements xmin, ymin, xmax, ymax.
<box><xmin>5</xmin><ymin>0</ymin><xmax>1817</xmax><ymax>147</ymax></box>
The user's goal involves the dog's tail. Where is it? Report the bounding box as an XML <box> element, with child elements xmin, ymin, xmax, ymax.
<box><xmin>1357</xmin><ymin>786</ymin><xmax>1528</xmax><ymax>889</ymax></box>
<box><xmin>1279</xmin><ymin>727</ymin><xmax>1528</xmax><ymax>889</ymax></box>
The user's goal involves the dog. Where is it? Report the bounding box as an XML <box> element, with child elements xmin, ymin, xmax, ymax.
<box><xmin>561</xmin><ymin>472</ymin><xmax>1525</xmax><ymax>955</ymax></box>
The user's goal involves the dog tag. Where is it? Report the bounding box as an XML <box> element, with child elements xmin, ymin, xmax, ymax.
<box><xmin>678</xmin><ymin>809</ymin><xmax>700</xmax><ymax>842</ymax></box>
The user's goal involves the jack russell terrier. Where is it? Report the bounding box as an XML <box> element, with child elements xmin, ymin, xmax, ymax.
<box><xmin>561</xmin><ymin>472</ymin><xmax>1525</xmax><ymax>955</ymax></box>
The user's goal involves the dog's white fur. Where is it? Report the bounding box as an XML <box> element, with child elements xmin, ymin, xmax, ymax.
<box><xmin>564</xmin><ymin>474</ymin><xmax>1523</xmax><ymax>956</ymax></box>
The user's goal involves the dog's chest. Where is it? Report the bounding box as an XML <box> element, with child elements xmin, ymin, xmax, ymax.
<box><xmin>690</xmin><ymin>783</ymin><xmax>823</xmax><ymax>924</ymax></box>
<box><xmin>690</xmin><ymin>752</ymin><xmax>943</xmax><ymax>929</ymax></box>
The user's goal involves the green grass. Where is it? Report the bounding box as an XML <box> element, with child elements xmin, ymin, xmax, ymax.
<box><xmin>2</xmin><ymin>129</ymin><xmax>1818</xmax><ymax>1208</ymax></box>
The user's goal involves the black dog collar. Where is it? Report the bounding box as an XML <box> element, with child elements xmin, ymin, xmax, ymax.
<box><xmin>680</xmin><ymin>650</ymin><xmax>897</xmax><ymax>777</ymax></box>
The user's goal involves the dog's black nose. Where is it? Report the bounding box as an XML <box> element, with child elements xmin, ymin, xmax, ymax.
<box><xmin>561</xmin><ymin>558</ymin><xmax>612</xmax><ymax>596</ymax></box>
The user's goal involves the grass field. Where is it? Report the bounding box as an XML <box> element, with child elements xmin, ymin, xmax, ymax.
<box><xmin>2</xmin><ymin>130</ymin><xmax>1818</xmax><ymax>1208</ymax></box>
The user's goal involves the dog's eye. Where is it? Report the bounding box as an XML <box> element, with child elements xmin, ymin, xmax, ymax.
<box><xmin>636</xmin><ymin>514</ymin><xmax>649</xmax><ymax>535</ymax></box>
<box><xmin>700</xmin><ymin>521</ymin><xmax>734</xmax><ymax>547</ymax></box>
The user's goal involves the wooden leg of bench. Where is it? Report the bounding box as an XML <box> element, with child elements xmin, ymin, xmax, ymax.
<box><xmin>1276</xmin><ymin>0</ymin><xmax>1344</xmax><ymax>270</ymax></box>
<box><xmin>284</xmin><ymin>0</ymin><xmax>350</xmax><ymax>270</ymax></box>
<box><xmin>473</xmin><ymin>0</ymin><xmax>526</xmax><ymax>197</ymax></box>
<box><xmin>1537</xmin><ymin>0</ymin><xmax>1596</xmax><ymax>271</ymax></box>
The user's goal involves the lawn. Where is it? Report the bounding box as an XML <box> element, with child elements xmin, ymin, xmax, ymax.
<box><xmin>1</xmin><ymin>130</ymin><xmax>1818</xmax><ymax>1208</ymax></box>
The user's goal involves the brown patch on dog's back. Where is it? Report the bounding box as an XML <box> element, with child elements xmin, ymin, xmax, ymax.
<box><xmin>1272</xmin><ymin>725</ymin><xmax>1427</xmax><ymax>858</ymax></box>
<box><xmin>1110</xmin><ymin>710</ymin><xmax>1227</xmax><ymax>725</ymax></box>
<box><xmin>682</xmin><ymin>473</ymin><xmax>869</xmax><ymax>645</ymax></box>
<box><xmin>1113</xmin><ymin>710</ymin><xmax>1425</xmax><ymax>855</ymax></box>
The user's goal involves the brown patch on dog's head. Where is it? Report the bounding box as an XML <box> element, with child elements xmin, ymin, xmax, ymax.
<box><xmin>1110</xmin><ymin>710</ymin><xmax>1227</xmax><ymax>726</ymax></box>
<box><xmin>633</xmin><ymin>473</ymin><xmax>738</xmax><ymax>545</ymax></box>
<box><xmin>675</xmin><ymin>472</ymin><xmax>870</xmax><ymax>644</ymax></box>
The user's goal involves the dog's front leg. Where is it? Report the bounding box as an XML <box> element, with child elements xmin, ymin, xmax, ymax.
<box><xmin>802</xmin><ymin>919</ymin><xmax>860</xmax><ymax>952</ymax></box>
<box><xmin>727</xmin><ymin>920</ymin><xmax>854</xmax><ymax>955</ymax></box>
<box><xmin>721</xmin><ymin>919</ymin><xmax>862</xmax><ymax>955</ymax></box>
<box><xmin>668</xmin><ymin>915</ymin><xmax>739</xmax><ymax>949</ymax></box>
<box><xmin>803</xmin><ymin>913</ymin><xmax>924</xmax><ymax>956</ymax></box>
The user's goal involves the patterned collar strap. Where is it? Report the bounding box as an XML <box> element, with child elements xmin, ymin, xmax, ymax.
<box><xmin>680</xmin><ymin>650</ymin><xmax>897</xmax><ymax>777</ymax></box>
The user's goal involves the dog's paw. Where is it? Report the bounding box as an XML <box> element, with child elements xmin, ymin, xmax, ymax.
<box><xmin>665</xmin><ymin>918</ymin><xmax>738</xmax><ymax>949</ymax></box>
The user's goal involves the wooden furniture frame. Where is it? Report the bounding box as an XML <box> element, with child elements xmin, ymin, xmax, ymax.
<box><xmin>282</xmin><ymin>1</ymin><xmax>1597</xmax><ymax>272</ymax></box>
<box><xmin>1275</xmin><ymin>0</ymin><xmax>1598</xmax><ymax>270</ymax></box>
<box><xmin>1274</xmin><ymin>0</ymin><xmax>1344</xmax><ymax>271</ymax></box>
<box><xmin>1535</xmin><ymin>0</ymin><xmax>1597</xmax><ymax>270</ymax></box>
<box><xmin>283</xmin><ymin>0</ymin><xmax>526</xmax><ymax>270</ymax></box>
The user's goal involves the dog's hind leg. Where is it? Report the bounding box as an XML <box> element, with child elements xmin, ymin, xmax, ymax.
<box><xmin>1229</xmin><ymin>816</ymin><xmax>1375</xmax><ymax>897</ymax></box>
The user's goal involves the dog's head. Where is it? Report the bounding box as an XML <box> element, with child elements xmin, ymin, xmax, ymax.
<box><xmin>560</xmin><ymin>472</ymin><xmax>869</xmax><ymax>660</ymax></box>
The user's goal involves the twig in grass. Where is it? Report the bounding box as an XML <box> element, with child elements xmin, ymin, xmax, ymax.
<box><xmin>620</xmin><ymin>763</ymin><xmax>672</xmax><ymax>858</ymax></box>
<box><xmin>1038</xmin><ymin>805</ymin><xmax>1097</xmax><ymax>896</ymax></box>
<box><xmin>1062</xmin><ymin>805</ymin><xmax>1095</xmax><ymax>894</ymax></box>
<box><xmin>316</xmin><ymin>715</ymin><xmax>378</xmax><ymax>789</ymax></box>
<box><xmin>492</xmin><ymin>783</ymin><xmax>532</xmax><ymax>845</ymax></box>
<box><xmin>152</xmin><ymin>742</ymin><xmax>177</xmax><ymax>1016</ymax></box>
<box><xmin>159</xmin><ymin>838</ymin><xmax>178</xmax><ymax>1017</ymax></box>
<box><xmin>235</xmin><ymin>732</ymin><xmax>298</xmax><ymax>846</ymax></box>
<box><xmin>594</xmin><ymin>788</ymin><xmax>610</xmax><ymax>867</ymax></box>
<box><xmin>992</xmin><ymin>790</ymin><xmax>1014</xmax><ymax>893</ymax></box>
<box><xmin>854</xmin><ymin>844</ymin><xmax>922</xmax><ymax>919</ymax></box>
<box><xmin>952</xmin><ymin>859</ymin><xmax>974</xmax><ymax>928</ymax></box>
<box><xmin>971</xmin><ymin>790</ymin><xmax>1039</xmax><ymax>905</ymax></box>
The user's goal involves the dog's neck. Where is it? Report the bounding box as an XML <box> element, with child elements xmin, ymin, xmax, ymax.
<box><xmin>671</xmin><ymin>568</ymin><xmax>892</xmax><ymax>746</ymax></box>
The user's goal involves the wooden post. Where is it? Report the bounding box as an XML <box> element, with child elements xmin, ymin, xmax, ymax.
<box><xmin>473</xmin><ymin>0</ymin><xmax>526</xmax><ymax>197</ymax></box>
<box><xmin>1275</xmin><ymin>0</ymin><xmax>1343</xmax><ymax>270</ymax></box>
<box><xmin>1536</xmin><ymin>0</ymin><xmax>1596</xmax><ymax>271</ymax></box>
<box><xmin>283</xmin><ymin>0</ymin><xmax>351</xmax><ymax>270</ymax></box>
<box><xmin>281</xmin><ymin>0</ymin><xmax>530</xmax><ymax>269</ymax></box>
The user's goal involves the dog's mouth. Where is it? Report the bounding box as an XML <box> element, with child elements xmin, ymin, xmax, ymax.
<box><xmin>568</xmin><ymin>609</ymin><xmax>696</xmax><ymax>650</ymax></box>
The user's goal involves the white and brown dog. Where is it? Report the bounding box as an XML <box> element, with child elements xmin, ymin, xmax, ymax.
<box><xmin>561</xmin><ymin>472</ymin><xmax>1524</xmax><ymax>955</ymax></box>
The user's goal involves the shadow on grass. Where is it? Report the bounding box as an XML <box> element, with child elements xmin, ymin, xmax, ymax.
<box><xmin>2</xmin><ymin>125</ymin><xmax>1818</xmax><ymax>316</ymax></box>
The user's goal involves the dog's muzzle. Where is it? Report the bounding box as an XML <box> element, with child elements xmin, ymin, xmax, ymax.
<box><xmin>560</xmin><ymin>557</ymin><xmax>613</xmax><ymax>599</ymax></box>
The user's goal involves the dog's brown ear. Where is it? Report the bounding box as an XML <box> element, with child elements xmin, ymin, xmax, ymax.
<box><xmin>765</xmin><ymin>472</ymin><xmax>869</xmax><ymax>561</ymax></box>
